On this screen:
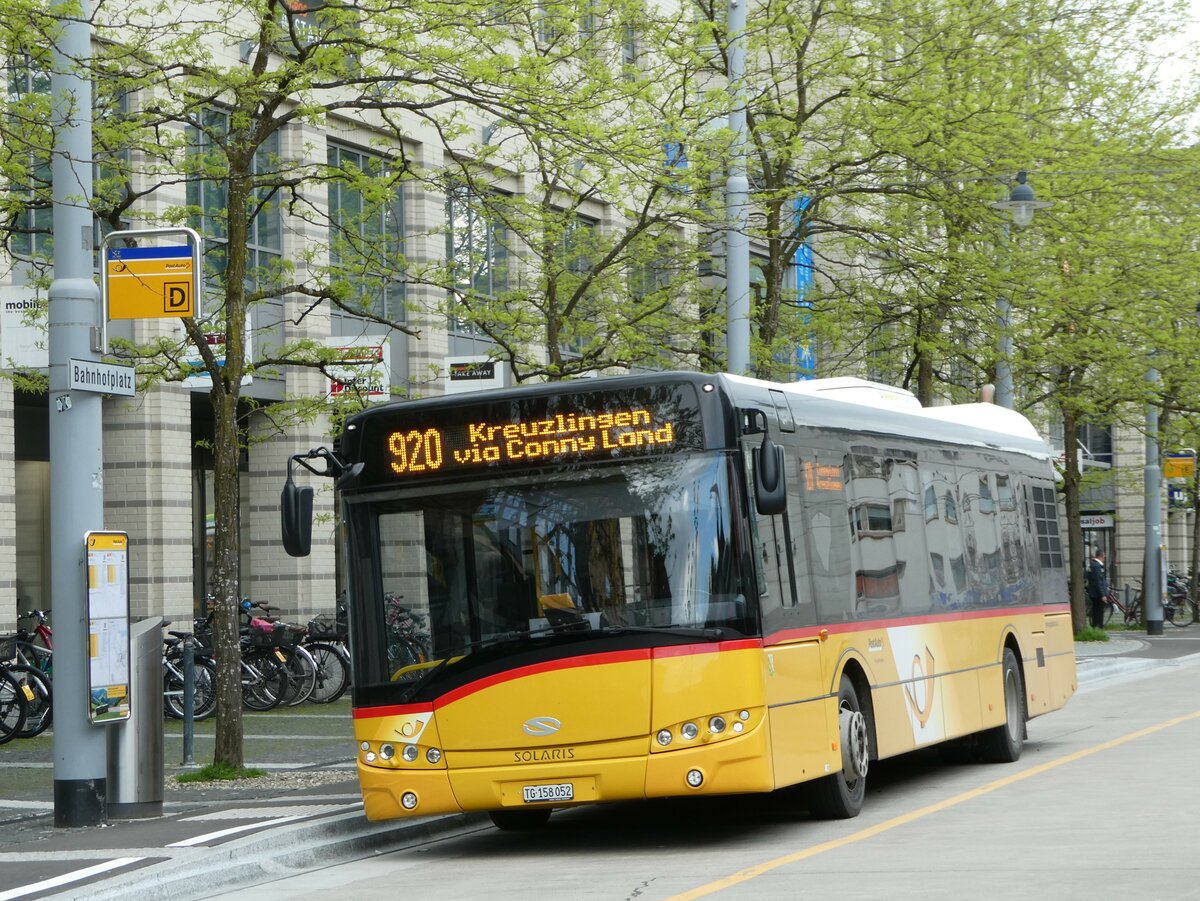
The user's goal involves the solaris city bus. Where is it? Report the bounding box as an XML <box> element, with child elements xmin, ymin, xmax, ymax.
<box><xmin>280</xmin><ymin>372</ymin><xmax>1075</xmax><ymax>829</ymax></box>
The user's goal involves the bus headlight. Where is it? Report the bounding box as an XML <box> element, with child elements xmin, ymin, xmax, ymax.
<box><xmin>686</xmin><ymin>769</ymin><xmax>704</xmax><ymax>788</ymax></box>
<box><xmin>657</xmin><ymin>729</ymin><xmax>673</xmax><ymax>746</ymax></box>
<box><xmin>426</xmin><ymin>747</ymin><xmax>442</xmax><ymax>764</ymax></box>
<box><xmin>709</xmin><ymin>716</ymin><xmax>726</xmax><ymax>734</ymax></box>
<box><xmin>402</xmin><ymin>744</ymin><xmax>420</xmax><ymax>762</ymax></box>
<box><xmin>681</xmin><ymin>722</ymin><xmax>699</xmax><ymax>741</ymax></box>
<box><xmin>379</xmin><ymin>743</ymin><xmax>396</xmax><ymax>760</ymax></box>
<box><xmin>401</xmin><ymin>792</ymin><xmax>419</xmax><ymax>810</ymax></box>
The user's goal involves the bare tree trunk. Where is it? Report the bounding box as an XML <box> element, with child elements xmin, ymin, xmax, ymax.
<box><xmin>210</xmin><ymin>162</ymin><xmax>252</xmax><ymax>768</ymax></box>
<box><xmin>211</xmin><ymin>389</ymin><xmax>244</xmax><ymax>768</ymax></box>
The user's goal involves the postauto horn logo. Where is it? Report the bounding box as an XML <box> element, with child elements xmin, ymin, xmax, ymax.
<box><xmin>522</xmin><ymin>716</ymin><xmax>562</xmax><ymax>737</ymax></box>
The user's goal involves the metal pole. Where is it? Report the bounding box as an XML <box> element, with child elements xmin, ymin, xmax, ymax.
<box><xmin>995</xmin><ymin>295</ymin><xmax>1014</xmax><ymax>409</ymax></box>
<box><xmin>1145</xmin><ymin>366</ymin><xmax>1164</xmax><ymax>634</ymax></box>
<box><xmin>725</xmin><ymin>0</ymin><xmax>750</xmax><ymax>375</ymax></box>
<box><xmin>995</xmin><ymin>223</ymin><xmax>1014</xmax><ymax>409</ymax></box>
<box><xmin>49</xmin><ymin>0</ymin><xmax>107</xmax><ymax>826</ymax></box>
<box><xmin>182</xmin><ymin>639</ymin><xmax>196</xmax><ymax>766</ymax></box>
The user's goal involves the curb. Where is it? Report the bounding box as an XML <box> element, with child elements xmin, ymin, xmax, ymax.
<box><xmin>81</xmin><ymin>807</ymin><xmax>488</xmax><ymax>901</ymax></box>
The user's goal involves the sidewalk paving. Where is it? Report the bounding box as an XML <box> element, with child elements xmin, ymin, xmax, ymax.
<box><xmin>3</xmin><ymin>632</ymin><xmax>1198</xmax><ymax>900</ymax></box>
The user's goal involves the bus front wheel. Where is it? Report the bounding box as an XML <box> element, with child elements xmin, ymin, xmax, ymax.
<box><xmin>807</xmin><ymin>674</ymin><xmax>869</xmax><ymax>819</ymax></box>
<box><xmin>488</xmin><ymin>808</ymin><xmax>553</xmax><ymax>831</ymax></box>
<box><xmin>979</xmin><ymin>647</ymin><xmax>1025</xmax><ymax>763</ymax></box>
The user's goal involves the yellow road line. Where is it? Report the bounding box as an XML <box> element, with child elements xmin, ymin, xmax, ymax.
<box><xmin>668</xmin><ymin>710</ymin><xmax>1200</xmax><ymax>900</ymax></box>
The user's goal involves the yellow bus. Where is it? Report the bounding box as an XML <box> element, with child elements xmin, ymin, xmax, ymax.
<box><xmin>281</xmin><ymin>372</ymin><xmax>1075</xmax><ymax>829</ymax></box>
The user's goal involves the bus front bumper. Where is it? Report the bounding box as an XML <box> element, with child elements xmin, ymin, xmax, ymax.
<box><xmin>357</xmin><ymin>722</ymin><xmax>773</xmax><ymax>822</ymax></box>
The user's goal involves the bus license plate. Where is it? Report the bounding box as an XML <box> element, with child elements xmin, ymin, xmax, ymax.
<box><xmin>523</xmin><ymin>783</ymin><xmax>573</xmax><ymax>803</ymax></box>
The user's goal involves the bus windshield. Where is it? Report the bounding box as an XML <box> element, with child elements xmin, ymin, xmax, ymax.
<box><xmin>355</xmin><ymin>452</ymin><xmax>755</xmax><ymax>685</ymax></box>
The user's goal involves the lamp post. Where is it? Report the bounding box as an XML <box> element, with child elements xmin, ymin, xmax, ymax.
<box><xmin>725</xmin><ymin>0</ymin><xmax>750</xmax><ymax>375</ymax></box>
<box><xmin>989</xmin><ymin>171</ymin><xmax>1052</xmax><ymax>408</ymax></box>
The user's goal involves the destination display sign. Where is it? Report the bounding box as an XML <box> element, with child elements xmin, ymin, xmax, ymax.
<box><xmin>356</xmin><ymin>384</ymin><xmax>704</xmax><ymax>483</ymax></box>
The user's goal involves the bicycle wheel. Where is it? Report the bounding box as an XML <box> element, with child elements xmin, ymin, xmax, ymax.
<box><xmin>0</xmin><ymin>670</ymin><xmax>29</xmax><ymax>745</ymax></box>
<box><xmin>304</xmin><ymin>642</ymin><xmax>349</xmax><ymax>704</ymax></box>
<box><xmin>7</xmin><ymin>665</ymin><xmax>51</xmax><ymax>738</ymax></box>
<box><xmin>281</xmin><ymin>646</ymin><xmax>318</xmax><ymax>706</ymax></box>
<box><xmin>1167</xmin><ymin>598</ymin><xmax>1192</xmax><ymax>627</ymax></box>
<box><xmin>164</xmin><ymin>657</ymin><xmax>217</xmax><ymax>720</ymax></box>
<box><xmin>241</xmin><ymin>649</ymin><xmax>290</xmax><ymax>711</ymax></box>
<box><xmin>1125</xmin><ymin>594</ymin><xmax>1142</xmax><ymax>625</ymax></box>
<box><xmin>1102</xmin><ymin>596</ymin><xmax>1115</xmax><ymax>625</ymax></box>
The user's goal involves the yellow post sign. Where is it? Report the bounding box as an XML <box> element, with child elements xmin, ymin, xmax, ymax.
<box><xmin>106</xmin><ymin>244</ymin><xmax>195</xmax><ymax>319</ymax></box>
<box><xmin>1164</xmin><ymin>453</ymin><xmax>1196</xmax><ymax>480</ymax></box>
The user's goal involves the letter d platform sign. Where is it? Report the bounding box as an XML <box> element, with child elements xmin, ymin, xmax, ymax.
<box><xmin>102</xmin><ymin>227</ymin><xmax>202</xmax><ymax>321</ymax></box>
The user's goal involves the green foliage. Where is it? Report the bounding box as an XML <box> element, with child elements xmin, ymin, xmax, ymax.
<box><xmin>1074</xmin><ymin>626</ymin><xmax>1110</xmax><ymax>642</ymax></box>
<box><xmin>176</xmin><ymin>762</ymin><xmax>266</xmax><ymax>783</ymax></box>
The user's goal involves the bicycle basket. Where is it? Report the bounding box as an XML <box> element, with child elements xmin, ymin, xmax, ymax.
<box><xmin>248</xmin><ymin>621</ymin><xmax>284</xmax><ymax>648</ymax></box>
<box><xmin>307</xmin><ymin>614</ymin><xmax>344</xmax><ymax>641</ymax></box>
<box><xmin>278</xmin><ymin>624</ymin><xmax>305</xmax><ymax>648</ymax></box>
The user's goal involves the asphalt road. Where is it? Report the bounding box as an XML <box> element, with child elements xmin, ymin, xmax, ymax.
<box><xmin>210</xmin><ymin>658</ymin><xmax>1200</xmax><ymax>901</ymax></box>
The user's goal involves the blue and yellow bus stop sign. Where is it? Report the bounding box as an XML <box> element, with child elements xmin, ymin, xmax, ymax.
<box><xmin>106</xmin><ymin>244</ymin><xmax>194</xmax><ymax>319</ymax></box>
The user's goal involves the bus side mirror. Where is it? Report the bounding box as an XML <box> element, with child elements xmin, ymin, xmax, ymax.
<box><xmin>753</xmin><ymin>434</ymin><xmax>787</xmax><ymax>516</ymax></box>
<box><xmin>281</xmin><ymin>478</ymin><xmax>314</xmax><ymax>558</ymax></box>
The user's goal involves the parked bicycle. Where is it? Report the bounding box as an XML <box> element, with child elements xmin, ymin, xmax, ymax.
<box><xmin>1103</xmin><ymin>587</ymin><xmax>1142</xmax><ymax>626</ymax></box>
<box><xmin>303</xmin><ymin>609</ymin><xmax>350</xmax><ymax>704</ymax></box>
<box><xmin>0</xmin><ymin>634</ymin><xmax>52</xmax><ymax>739</ymax></box>
<box><xmin>162</xmin><ymin>629</ymin><xmax>217</xmax><ymax>721</ymax></box>
<box><xmin>0</xmin><ymin>640</ymin><xmax>31</xmax><ymax>744</ymax></box>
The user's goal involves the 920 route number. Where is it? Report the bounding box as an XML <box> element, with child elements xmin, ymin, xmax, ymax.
<box><xmin>523</xmin><ymin>782</ymin><xmax>573</xmax><ymax>803</ymax></box>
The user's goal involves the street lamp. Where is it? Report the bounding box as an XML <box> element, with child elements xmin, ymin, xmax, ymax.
<box><xmin>989</xmin><ymin>171</ymin><xmax>1052</xmax><ymax>408</ymax></box>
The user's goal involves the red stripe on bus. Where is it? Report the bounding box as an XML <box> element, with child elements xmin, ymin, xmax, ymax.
<box><xmin>433</xmin><ymin>648</ymin><xmax>652</xmax><ymax>707</ymax></box>
<box><xmin>763</xmin><ymin>602</ymin><xmax>1071</xmax><ymax>646</ymax></box>
<box><xmin>352</xmin><ymin>641</ymin><xmax>763</xmax><ymax>718</ymax></box>
<box><xmin>652</xmin><ymin>638</ymin><xmax>762</xmax><ymax>658</ymax></box>
<box><xmin>354</xmin><ymin>702</ymin><xmax>433</xmax><ymax>720</ymax></box>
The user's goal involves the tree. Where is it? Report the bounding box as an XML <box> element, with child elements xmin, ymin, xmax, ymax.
<box><xmin>407</xmin><ymin>0</ymin><xmax>724</xmax><ymax>380</ymax></box>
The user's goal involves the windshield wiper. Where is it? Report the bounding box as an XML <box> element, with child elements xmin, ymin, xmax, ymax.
<box><xmin>598</xmin><ymin>625</ymin><xmax>728</xmax><ymax>641</ymax></box>
<box><xmin>395</xmin><ymin>623</ymin><xmax>730</xmax><ymax>703</ymax></box>
<box><xmin>395</xmin><ymin>624</ymin><xmax>564</xmax><ymax>703</ymax></box>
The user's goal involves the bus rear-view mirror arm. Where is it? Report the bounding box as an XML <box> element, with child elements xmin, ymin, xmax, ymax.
<box><xmin>281</xmin><ymin>447</ymin><xmax>360</xmax><ymax>558</ymax></box>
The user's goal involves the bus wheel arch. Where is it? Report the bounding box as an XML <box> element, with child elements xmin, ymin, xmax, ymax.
<box><xmin>979</xmin><ymin>643</ymin><xmax>1027</xmax><ymax>763</ymax></box>
<box><xmin>807</xmin><ymin>667</ymin><xmax>873</xmax><ymax>819</ymax></box>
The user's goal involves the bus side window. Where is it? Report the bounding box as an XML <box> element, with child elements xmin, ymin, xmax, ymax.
<box><xmin>801</xmin><ymin>449</ymin><xmax>854</xmax><ymax>623</ymax></box>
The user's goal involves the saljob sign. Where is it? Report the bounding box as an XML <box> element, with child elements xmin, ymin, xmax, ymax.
<box><xmin>85</xmin><ymin>531</ymin><xmax>131</xmax><ymax>724</ymax></box>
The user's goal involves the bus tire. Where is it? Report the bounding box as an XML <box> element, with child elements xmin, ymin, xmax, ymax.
<box><xmin>488</xmin><ymin>808</ymin><xmax>553</xmax><ymax>831</ymax></box>
<box><xmin>979</xmin><ymin>647</ymin><xmax>1025</xmax><ymax>763</ymax></box>
<box><xmin>807</xmin><ymin>674</ymin><xmax>869</xmax><ymax>819</ymax></box>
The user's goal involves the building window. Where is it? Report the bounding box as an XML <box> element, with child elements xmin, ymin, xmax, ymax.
<box><xmin>327</xmin><ymin>143</ymin><xmax>405</xmax><ymax>320</ymax></box>
<box><xmin>943</xmin><ymin>491</ymin><xmax>958</xmax><ymax>524</ymax></box>
<box><xmin>7</xmin><ymin>61</ymin><xmax>53</xmax><ymax>260</ymax></box>
<box><xmin>996</xmin><ymin>474</ymin><xmax>1016</xmax><ymax>511</ymax></box>
<box><xmin>558</xmin><ymin>216</ymin><xmax>596</xmax><ymax>355</ymax></box>
<box><xmin>978</xmin><ymin>475</ymin><xmax>994</xmax><ymax>514</ymax></box>
<box><xmin>446</xmin><ymin>184</ymin><xmax>508</xmax><ymax>335</ymax></box>
<box><xmin>621</xmin><ymin>23</ymin><xmax>638</xmax><ymax>72</ymax></box>
<box><xmin>186</xmin><ymin>109</ymin><xmax>283</xmax><ymax>292</ymax></box>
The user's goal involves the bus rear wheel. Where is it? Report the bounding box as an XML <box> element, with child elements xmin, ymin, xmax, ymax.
<box><xmin>488</xmin><ymin>808</ymin><xmax>553</xmax><ymax>831</ymax></box>
<box><xmin>807</xmin><ymin>674</ymin><xmax>869</xmax><ymax>819</ymax></box>
<box><xmin>979</xmin><ymin>648</ymin><xmax>1025</xmax><ymax>763</ymax></box>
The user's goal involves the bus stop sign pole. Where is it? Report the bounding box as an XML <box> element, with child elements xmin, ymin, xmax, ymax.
<box><xmin>48</xmin><ymin>0</ymin><xmax>108</xmax><ymax>826</ymax></box>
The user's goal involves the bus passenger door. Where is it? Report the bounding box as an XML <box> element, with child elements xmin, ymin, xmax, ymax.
<box><xmin>756</xmin><ymin>444</ymin><xmax>833</xmax><ymax>788</ymax></box>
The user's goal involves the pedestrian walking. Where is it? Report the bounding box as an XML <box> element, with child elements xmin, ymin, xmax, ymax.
<box><xmin>1086</xmin><ymin>548</ymin><xmax>1108</xmax><ymax>628</ymax></box>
